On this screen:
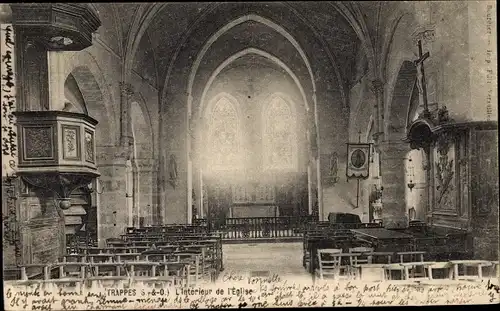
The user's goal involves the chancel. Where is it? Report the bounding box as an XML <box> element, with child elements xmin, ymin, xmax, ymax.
<box><xmin>1</xmin><ymin>1</ymin><xmax>498</xmax><ymax>293</ymax></box>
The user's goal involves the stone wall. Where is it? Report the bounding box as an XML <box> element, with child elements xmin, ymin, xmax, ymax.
<box><xmin>347</xmin><ymin>1</ymin><xmax>498</xmax><ymax>229</ymax></box>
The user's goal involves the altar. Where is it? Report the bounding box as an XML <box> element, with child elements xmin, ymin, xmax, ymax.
<box><xmin>229</xmin><ymin>183</ymin><xmax>279</xmax><ymax>218</ymax></box>
<box><xmin>230</xmin><ymin>204</ymin><xmax>279</xmax><ymax>218</ymax></box>
<box><xmin>203</xmin><ymin>174</ymin><xmax>308</xmax><ymax>221</ymax></box>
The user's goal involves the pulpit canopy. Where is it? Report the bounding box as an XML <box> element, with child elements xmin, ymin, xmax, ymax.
<box><xmin>10</xmin><ymin>3</ymin><xmax>101</xmax><ymax>51</ymax></box>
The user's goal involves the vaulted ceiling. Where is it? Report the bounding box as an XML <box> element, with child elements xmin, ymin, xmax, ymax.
<box><xmin>118</xmin><ymin>2</ymin><xmax>367</xmax><ymax>101</ymax></box>
<box><xmin>3</xmin><ymin>2</ymin><xmax>387</xmax><ymax>103</ymax></box>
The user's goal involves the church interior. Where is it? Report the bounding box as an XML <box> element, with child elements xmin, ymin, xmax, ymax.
<box><xmin>1</xmin><ymin>2</ymin><xmax>499</xmax><ymax>286</ymax></box>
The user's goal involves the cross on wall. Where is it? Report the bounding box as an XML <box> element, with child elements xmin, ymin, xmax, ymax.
<box><xmin>414</xmin><ymin>39</ymin><xmax>431</xmax><ymax>116</ymax></box>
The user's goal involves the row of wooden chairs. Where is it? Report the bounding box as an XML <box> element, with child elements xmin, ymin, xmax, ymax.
<box><xmin>64</xmin><ymin>247</ymin><xmax>218</xmax><ymax>282</ymax></box>
<box><xmin>108</xmin><ymin>225</ymin><xmax>224</xmax><ymax>280</ymax></box>
<box><xmin>97</xmin><ymin>242</ymin><xmax>222</xmax><ymax>274</ymax></box>
<box><xmin>13</xmin><ymin>261</ymin><xmax>189</xmax><ymax>287</ymax></box>
<box><xmin>317</xmin><ymin>248</ymin><xmax>424</xmax><ymax>280</ymax></box>
<box><xmin>316</xmin><ymin>248</ymin><xmax>499</xmax><ymax>281</ymax></box>
<box><xmin>119</xmin><ymin>227</ymin><xmax>222</xmax><ymax>281</ymax></box>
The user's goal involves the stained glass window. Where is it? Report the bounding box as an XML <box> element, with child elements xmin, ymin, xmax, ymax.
<box><xmin>207</xmin><ymin>96</ymin><xmax>241</xmax><ymax>171</ymax></box>
<box><xmin>264</xmin><ymin>96</ymin><xmax>296</xmax><ymax>170</ymax></box>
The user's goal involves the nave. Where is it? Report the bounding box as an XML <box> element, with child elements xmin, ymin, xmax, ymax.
<box><xmin>1</xmin><ymin>2</ymin><xmax>499</xmax><ymax>307</ymax></box>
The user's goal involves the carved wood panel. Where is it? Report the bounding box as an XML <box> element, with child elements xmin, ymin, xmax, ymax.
<box><xmin>432</xmin><ymin>131</ymin><xmax>457</xmax><ymax>214</ymax></box>
<box><xmin>472</xmin><ymin>130</ymin><xmax>498</xmax><ymax>216</ymax></box>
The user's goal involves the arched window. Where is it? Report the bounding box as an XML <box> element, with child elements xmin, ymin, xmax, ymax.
<box><xmin>207</xmin><ymin>96</ymin><xmax>241</xmax><ymax>171</ymax></box>
<box><xmin>263</xmin><ymin>95</ymin><xmax>296</xmax><ymax>170</ymax></box>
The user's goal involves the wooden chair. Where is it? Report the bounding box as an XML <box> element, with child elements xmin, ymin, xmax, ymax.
<box><xmin>142</xmin><ymin>250</ymin><xmax>180</xmax><ymax>263</ymax></box>
<box><xmin>349</xmin><ymin>247</ymin><xmax>374</xmax><ymax>265</ymax></box>
<box><xmin>124</xmin><ymin>262</ymin><xmax>159</xmax><ymax>279</ymax></box>
<box><xmin>449</xmin><ymin>260</ymin><xmax>493</xmax><ymax>280</ymax></box>
<box><xmin>116</xmin><ymin>253</ymin><xmax>141</xmax><ymax>262</ymax></box>
<box><xmin>397</xmin><ymin>251</ymin><xmax>426</xmax><ymax>263</ymax></box>
<box><xmin>53</xmin><ymin>262</ymin><xmax>88</xmax><ymax>279</ymax></box>
<box><xmin>180</xmin><ymin>245</ymin><xmax>214</xmax><ymax>281</ymax></box>
<box><xmin>176</xmin><ymin>252</ymin><xmax>201</xmax><ymax>286</ymax></box>
<box><xmin>365</xmin><ymin>252</ymin><xmax>393</xmax><ymax>264</ymax></box>
<box><xmin>88</xmin><ymin>254</ymin><xmax>116</xmax><ymax>263</ymax></box>
<box><xmin>61</xmin><ymin>254</ymin><xmax>87</xmax><ymax>263</ymax></box>
<box><xmin>20</xmin><ymin>264</ymin><xmax>51</xmax><ymax>281</ymax></box>
<box><xmin>396</xmin><ymin>251</ymin><xmax>426</xmax><ymax>278</ymax></box>
<box><xmin>383</xmin><ymin>263</ymin><xmax>405</xmax><ymax>280</ymax></box>
<box><xmin>427</xmin><ymin>262</ymin><xmax>454</xmax><ymax>279</ymax></box>
<box><xmin>349</xmin><ymin>247</ymin><xmax>374</xmax><ymax>254</ymax></box>
<box><xmin>400</xmin><ymin>262</ymin><xmax>434</xmax><ymax>280</ymax></box>
<box><xmin>489</xmin><ymin>261</ymin><xmax>499</xmax><ymax>278</ymax></box>
<box><xmin>89</xmin><ymin>262</ymin><xmax>123</xmax><ymax>277</ymax></box>
<box><xmin>316</xmin><ymin>248</ymin><xmax>343</xmax><ymax>279</ymax></box>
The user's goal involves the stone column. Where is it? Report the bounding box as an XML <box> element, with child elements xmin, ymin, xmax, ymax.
<box><xmin>137</xmin><ymin>158</ymin><xmax>157</xmax><ymax>226</ymax></box>
<box><xmin>187</xmin><ymin>111</ymin><xmax>194</xmax><ymax>224</ymax></box>
<box><xmin>378</xmin><ymin>141</ymin><xmax>411</xmax><ymax>228</ymax></box>
<box><xmin>119</xmin><ymin>81</ymin><xmax>134</xmax><ymax>148</ymax></box>
<box><xmin>370</xmin><ymin>79</ymin><xmax>385</xmax><ymax>140</ymax></box>
<box><xmin>96</xmin><ymin>147</ymin><xmax>128</xmax><ymax>246</ymax></box>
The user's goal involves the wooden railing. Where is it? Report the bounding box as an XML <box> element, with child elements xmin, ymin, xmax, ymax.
<box><xmin>194</xmin><ymin>216</ymin><xmax>317</xmax><ymax>240</ymax></box>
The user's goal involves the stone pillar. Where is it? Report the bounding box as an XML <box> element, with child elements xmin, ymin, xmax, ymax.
<box><xmin>379</xmin><ymin>141</ymin><xmax>411</xmax><ymax>228</ymax></box>
<box><xmin>137</xmin><ymin>158</ymin><xmax>156</xmax><ymax>226</ymax></box>
<box><xmin>311</xmin><ymin>92</ymin><xmax>323</xmax><ymax>220</ymax></box>
<box><xmin>370</xmin><ymin>79</ymin><xmax>385</xmax><ymax>140</ymax></box>
<box><xmin>96</xmin><ymin>146</ymin><xmax>128</xmax><ymax>245</ymax></box>
<box><xmin>187</xmin><ymin>112</ymin><xmax>194</xmax><ymax>224</ymax></box>
<box><xmin>307</xmin><ymin>163</ymin><xmax>313</xmax><ymax>215</ymax></box>
<box><xmin>119</xmin><ymin>81</ymin><xmax>134</xmax><ymax>148</ymax></box>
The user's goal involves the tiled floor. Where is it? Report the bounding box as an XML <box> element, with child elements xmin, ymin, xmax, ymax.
<box><xmin>219</xmin><ymin>242</ymin><xmax>311</xmax><ymax>281</ymax></box>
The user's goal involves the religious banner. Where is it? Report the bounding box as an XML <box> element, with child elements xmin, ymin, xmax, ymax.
<box><xmin>1</xmin><ymin>24</ymin><xmax>17</xmax><ymax>177</ymax></box>
<box><xmin>346</xmin><ymin>143</ymin><xmax>371</xmax><ymax>179</ymax></box>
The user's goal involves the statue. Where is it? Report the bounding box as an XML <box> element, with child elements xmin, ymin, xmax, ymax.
<box><xmin>168</xmin><ymin>154</ymin><xmax>178</xmax><ymax>189</ymax></box>
<box><xmin>327</xmin><ymin>152</ymin><xmax>339</xmax><ymax>185</ymax></box>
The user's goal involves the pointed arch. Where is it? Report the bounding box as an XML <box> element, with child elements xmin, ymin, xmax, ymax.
<box><xmin>198</xmin><ymin>48</ymin><xmax>309</xmax><ymax>120</ymax></box>
<box><xmin>62</xmin><ymin>50</ymin><xmax>118</xmax><ymax>145</ymax></box>
<box><xmin>386</xmin><ymin>60</ymin><xmax>417</xmax><ymax>140</ymax></box>
<box><xmin>187</xmin><ymin>14</ymin><xmax>317</xmax><ymax>99</ymax></box>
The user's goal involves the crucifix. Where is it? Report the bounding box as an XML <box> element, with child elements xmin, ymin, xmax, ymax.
<box><xmin>414</xmin><ymin>39</ymin><xmax>431</xmax><ymax>116</ymax></box>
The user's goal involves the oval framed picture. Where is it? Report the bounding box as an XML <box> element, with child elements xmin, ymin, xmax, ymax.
<box><xmin>346</xmin><ymin>143</ymin><xmax>371</xmax><ymax>178</ymax></box>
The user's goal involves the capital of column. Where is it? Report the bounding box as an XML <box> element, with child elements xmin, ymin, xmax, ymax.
<box><xmin>370</xmin><ymin>79</ymin><xmax>385</xmax><ymax>95</ymax></box>
<box><xmin>377</xmin><ymin>140</ymin><xmax>411</xmax><ymax>159</ymax></box>
<box><xmin>96</xmin><ymin>145</ymin><xmax>130</xmax><ymax>164</ymax></box>
<box><xmin>136</xmin><ymin>158</ymin><xmax>158</xmax><ymax>172</ymax></box>
<box><xmin>119</xmin><ymin>81</ymin><xmax>134</xmax><ymax>99</ymax></box>
<box><xmin>411</xmin><ymin>24</ymin><xmax>436</xmax><ymax>46</ymax></box>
